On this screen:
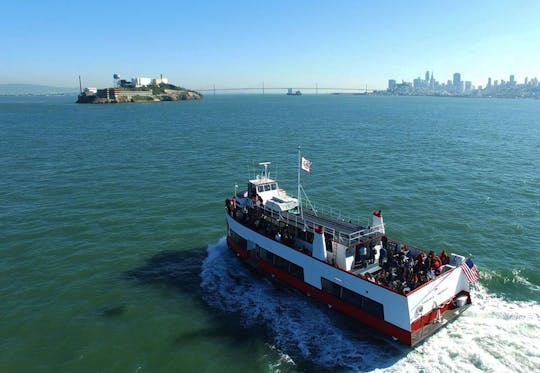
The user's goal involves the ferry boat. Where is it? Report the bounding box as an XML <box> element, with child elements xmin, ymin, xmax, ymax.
<box><xmin>224</xmin><ymin>155</ymin><xmax>478</xmax><ymax>346</ymax></box>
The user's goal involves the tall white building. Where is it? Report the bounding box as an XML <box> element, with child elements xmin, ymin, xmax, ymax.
<box><xmin>132</xmin><ymin>77</ymin><xmax>152</xmax><ymax>87</ymax></box>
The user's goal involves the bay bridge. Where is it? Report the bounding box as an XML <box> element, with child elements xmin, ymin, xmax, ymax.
<box><xmin>194</xmin><ymin>83</ymin><xmax>375</xmax><ymax>95</ymax></box>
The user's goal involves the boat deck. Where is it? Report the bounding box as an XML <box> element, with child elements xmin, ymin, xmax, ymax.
<box><xmin>260</xmin><ymin>206</ymin><xmax>380</xmax><ymax>246</ymax></box>
<box><xmin>301</xmin><ymin>209</ymin><xmax>364</xmax><ymax>235</ymax></box>
<box><xmin>411</xmin><ymin>303</ymin><xmax>471</xmax><ymax>346</ymax></box>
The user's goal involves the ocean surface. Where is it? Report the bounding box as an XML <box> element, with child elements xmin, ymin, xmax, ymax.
<box><xmin>1</xmin><ymin>94</ymin><xmax>539</xmax><ymax>372</ymax></box>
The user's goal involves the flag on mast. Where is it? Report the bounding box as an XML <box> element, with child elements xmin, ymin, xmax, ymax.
<box><xmin>301</xmin><ymin>157</ymin><xmax>312</xmax><ymax>172</ymax></box>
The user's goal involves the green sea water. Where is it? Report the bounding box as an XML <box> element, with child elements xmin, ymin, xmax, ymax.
<box><xmin>1</xmin><ymin>94</ymin><xmax>539</xmax><ymax>372</ymax></box>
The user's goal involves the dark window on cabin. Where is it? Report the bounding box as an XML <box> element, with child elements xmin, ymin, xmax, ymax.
<box><xmin>260</xmin><ymin>247</ymin><xmax>275</xmax><ymax>262</ymax></box>
<box><xmin>274</xmin><ymin>255</ymin><xmax>289</xmax><ymax>272</ymax></box>
<box><xmin>271</xmin><ymin>183</ymin><xmax>277</xmax><ymax>190</ymax></box>
<box><xmin>258</xmin><ymin>186</ymin><xmax>264</xmax><ymax>193</ymax></box>
<box><xmin>259</xmin><ymin>248</ymin><xmax>304</xmax><ymax>280</ymax></box>
<box><xmin>289</xmin><ymin>262</ymin><xmax>304</xmax><ymax>280</ymax></box>
<box><xmin>264</xmin><ymin>184</ymin><xmax>271</xmax><ymax>191</ymax></box>
<box><xmin>362</xmin><ymin>297</ymin><xmax>384</xmax><ymax>319</ymax></box>
<box><xmin>229</xmin><ymin>229</ymin><xmax>247</xmax><ymax>250</ymax></box>
<box><xmin>321</xmin><ymin>278</ymin><xmax>342</xmax><ymax>298</ymax></box>
<box><xmin>341</xmin><ymin>287</ymin><xmax>365</xmax><ymax>309</ymax></box>
<box><xmin>321</xmin><ymin>278</ymin><xmax>385</xmax><ymax>320</ymax></box>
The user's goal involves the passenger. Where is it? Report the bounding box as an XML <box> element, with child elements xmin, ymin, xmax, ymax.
<box><xmin>432</xmin><ymin>254</ymin><xmax>442</xmax><ymax>273</ymax></box>
<box><xmin>379</xmin><ymin>246</ymin><xmax>387</xmax><ymax>266</ymax></box>
<box><xmin>359</xmin><ymin>245</ymin><xmax>368</xmax><ymax>263</ymax></box>
<box><xmin>370</xmin><ymin>245</ymin><xmax>377</xmax><ymax>264</ymax></box>
<box><xmin>440</xmin><ymin>250</ymin><xmax>449</xmax><ymax>265</ymax></box>
<box><xmin>401</xmin><ymin>244</ymin><xmax>408</xmax><ymax>254</ymax></box>
<box><xmin>275</xmin><ymin>231</ymin><xmax>281</xmax><ymax>242</ymax></box>
<box><xmin>415</xmin><ymin>253</ymin><xmax>425</xmax><ymax>273</ymax></box>
<box><xmin>406</xmin><ymin>256</ymin><xmax>415</xmax><ymax>281</ymax></box>
<box><xmin>424</xmin><ymin>251</ymin><xmax>434</xmax><ymax>272</ymax></box>
<box><xmin>411</xmin><ymin>274</ymin><xmax>420</xmax><ymax>289</ymax></box>
<box><xmin>381</xmin><ymin>235</ymin><xmax>388</xmax><ymax>250</ymax></box>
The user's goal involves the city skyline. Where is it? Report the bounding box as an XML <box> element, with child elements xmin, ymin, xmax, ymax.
<box><xmin>1</xmin><ymin>1</ymin><xmax>539</xmax><ymax>90</ymax></box>
<box><xmin>388</xmin><ymin>70</ymin><xmax>539</xmax><ymax>93</ymax></box>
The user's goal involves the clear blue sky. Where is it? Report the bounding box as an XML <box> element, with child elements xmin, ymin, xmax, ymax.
<box><xmin>2</xmin><ymin>0</ymin><xmax>539</xmax><ymax>90</ymax></box>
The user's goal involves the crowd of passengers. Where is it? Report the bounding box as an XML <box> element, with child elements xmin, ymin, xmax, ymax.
<box><xmin>226</xmin><ymin>197</ymin><xmax>451</xmax><ymax>294</ymax></box>
<box><xmin>360</xmin><ymin>237</ymin><xmax>451</xmax><ymax>293</ymax></box>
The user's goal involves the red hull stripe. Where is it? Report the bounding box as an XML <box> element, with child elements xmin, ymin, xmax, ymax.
<box><xmin>410</xmin><ymin>290</ymin><xmax>470</xmax><ymax>332</ymax></box>
<box><xmin>226</xmin><ymin>237</ymin><xmax>413</xmax><ymax>346</ymax></box>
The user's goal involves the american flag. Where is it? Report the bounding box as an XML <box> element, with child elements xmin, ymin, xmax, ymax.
<box><xmin>460</xmin><ymin>258</ymin><xmax>479</xmax><ymax>284</ymax></box>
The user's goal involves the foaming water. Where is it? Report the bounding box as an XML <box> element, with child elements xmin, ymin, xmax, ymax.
<box><xmin>201</xmin><ymin>239</ymin><xmax>540</xmax><ymax>372</ymax></box>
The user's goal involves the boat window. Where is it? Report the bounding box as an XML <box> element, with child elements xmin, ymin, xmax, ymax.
<box><xmin>289</xmin><ymin>263</ymin><xmax>304</xmax><ymax>280</ymax></box>
<box><xmin>258</xmin><ymin>248</ymin><xmax>304</xmax><ymax>280</ymax></box>
<box><xmin>321</xmin><ymin>277</ymin><xmax>342</xmax><ymax>298</ymax></box>
<box><xmin>341</xmin><ymin>287</ymin><xmax>364</xmax><ymax>309</ymax></box>
<box><xmin>271</xmin><ymin>183</ymin><xmax>277</xmax><ymax>190</ymax></box>
<box><xmin>362</xmin><ymin>297</ymin><xmax>384</xmax><ymax>319</ymax></box>
<box><xmin>258</xmin><ymin>186</ymin><xmax>264</xmax><ymax>193</ymax></box>
<box><xmin>321</xmin><ymin>279</ymin><xmax>385</xmax><ymax>320</ymax></box>
<box><xmin>264</xmin><ymin>184</ymin><xmax>271</xmax><ymax>191</ymax></box>
<box><xmin>229</xmin><ymin>229</ymin><xmax>247</xmax><ymax>250</ymax></box>
<box><xmin>274</xmin><ymin>255</ymin><xmax>289</xmax><ymax>272</ymax></box>
<box><xmin>342</xmin><ymin>287</ymin><xmax>384</xmax><ymax>319</ymax></box>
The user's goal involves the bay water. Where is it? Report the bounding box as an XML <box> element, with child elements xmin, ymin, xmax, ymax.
<box><xmin>1</xmin><ymin>94</ymin><xmax>539</xmax><ymax>372</ymax></box>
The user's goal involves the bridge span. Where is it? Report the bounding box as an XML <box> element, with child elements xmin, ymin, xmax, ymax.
<box><xmin>194</xmin><ymin>85</ymin><xmax>375</xmax><ymax>95</ymax></box>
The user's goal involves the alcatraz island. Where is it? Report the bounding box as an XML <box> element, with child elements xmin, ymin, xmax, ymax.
<box><xmin>77</xmin><ymin>74</ymin><xmax>202</xmax><ymax>104</ymax></box>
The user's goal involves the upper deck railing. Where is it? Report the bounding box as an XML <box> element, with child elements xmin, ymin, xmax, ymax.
<box><xmin>256</xmin><ymin>203</ymin><xmax>383</xmax><ymax>247</ymax></box>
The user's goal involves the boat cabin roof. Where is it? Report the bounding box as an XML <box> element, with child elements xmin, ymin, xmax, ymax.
<box><xmin>249</xmin><ymin>177</ymin><xmax>278</xmax><ymax>186</ymax></box>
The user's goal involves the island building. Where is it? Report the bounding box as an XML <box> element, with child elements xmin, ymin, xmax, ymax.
<box><xmin>82</xmin><ymin>74</ymin><xmax>170</xmax><ymax>101</ymax></box>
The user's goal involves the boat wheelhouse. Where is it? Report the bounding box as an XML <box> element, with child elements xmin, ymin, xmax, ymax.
<box><xmin>224</xmin><ymin>159</ymin><xmax>477</xmax><ymax>346</ymax></box>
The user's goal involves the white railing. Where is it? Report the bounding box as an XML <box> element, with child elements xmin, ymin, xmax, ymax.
<box><xmin>253</xmin><ymin>204</ymin><xmax>383</xmax><ymax>247</ymax></box>
<box><xmin>299</xmin><ymin>199</ymin><xmax>365</xmax><ymax>227</ymax></box>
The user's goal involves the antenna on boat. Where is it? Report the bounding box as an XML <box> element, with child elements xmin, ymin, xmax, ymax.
<box><xmin>259</xmin><ymin>162</ymin><xmax>271</xmax><ymax>180</ymax></box>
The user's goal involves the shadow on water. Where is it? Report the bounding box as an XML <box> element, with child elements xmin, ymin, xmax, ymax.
<box><xmin>99</xmin><ymin>304</ymin><xmax>127</xmax><ymax>318</ymax></box>
<box><xmin>124</xmin><ymin>248</ymin><xmax>208</xmax><ymax>300</ymax></box>
<box><xmin>122</xmin><ymin>247</ymin><xmax>407</xmax><ymax>372</ymax></box>
<box><xmin>122</xmin><ymin>248</ymin><xmax>295</xmax><ymax>368</ymax></box>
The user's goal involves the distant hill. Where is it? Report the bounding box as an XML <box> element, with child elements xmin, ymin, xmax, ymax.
<box><xmin>0</xmin><ymin>84</ymin><xmax>78</xmax><ymax>95</ymax></box>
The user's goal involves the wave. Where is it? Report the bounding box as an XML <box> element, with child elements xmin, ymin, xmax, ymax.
<box><xmin>200</xmin><ymin>239</ymin><xmax>540</xmax><ymax>372</ymax></box>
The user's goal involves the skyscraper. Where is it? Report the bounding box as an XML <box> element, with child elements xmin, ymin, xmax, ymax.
<box><xmin>425</xmin><ymin>70</ymin><xmax>430</xmax><ymax>82</ymax></box>
<box><xmin>453</xmin><ymin>73</ymin><xmax>462</xmax><ymax>93</ymax></box>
